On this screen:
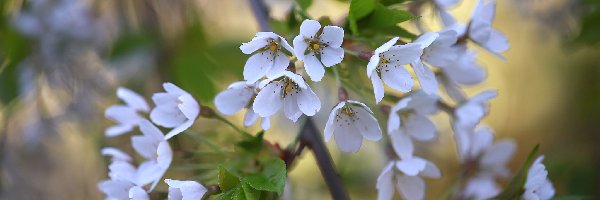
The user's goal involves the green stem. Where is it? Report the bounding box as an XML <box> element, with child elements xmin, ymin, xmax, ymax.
<box><xmin>332</xmin><ymin>66</ymin><xmax>342</xmax><ymax>88</ymax></box>
<box><xmin>213</xmin><ymin>115</ymin><xmax>254</xmax><ymax>138</ymax></box>
<box><xmin>185</xmin><ymin>131</ymin><xmax>228</xmax><ymax>153</ymax></box>
<box><xmin>343</xmin><ymin>49</ymin><xmax>360</xmax><ymax>58</ymax></box>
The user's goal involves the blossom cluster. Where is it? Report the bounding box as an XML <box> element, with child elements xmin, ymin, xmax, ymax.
<box><xmin>99</xmin><ymin>0</ymin><xmax>556</xmax><ymax>199</ymax></box>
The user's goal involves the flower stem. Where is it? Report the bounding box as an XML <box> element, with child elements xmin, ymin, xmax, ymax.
<box><xmin>213</xmin><ymin>115</ymin><xmax>254</xmax><ymax>138</ymax></box>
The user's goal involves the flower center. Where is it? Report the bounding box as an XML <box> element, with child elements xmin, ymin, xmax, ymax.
<box><xmin>309</xmin><ymin>40</ymin><xmax>322</xmax><ymax>54</ymax></box>
<box><xmin>280</xmin><ymin>78</ymin><xmax>299</xmax><ymax>98</ymax></box>
<box><xmin>341</xmin><ymin>105</ymin><xmax>355</xmax><ymax>117</ymax></box>
<box><xmin>269</xmin><ymin>42</ymin><xmax>279</xmax><ymax>52</ymax></box>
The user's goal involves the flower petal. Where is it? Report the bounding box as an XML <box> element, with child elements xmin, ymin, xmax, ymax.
<box><xmin>177</xmin><ymin>94</ymin><xmax>200</xmax><ymax>120</ymax></box>
<box><xmin>411</xmin><ymin>61</ymin><xmax>438</xmax><ymax>95</ymax></box>
<box><xmin>387</xmin><ymin>97</ymin><xmax>411</xmax><ymax>133</ymax></box>
<box><xmin>296</xmin><ymin>85</ymin><xmax>321</xmax><ymax>116</ymax></box>
<box><xmin>129</xmin><ymin>186</ymin><xmax>149</xmax><ymax>200</ymax></box>
<box><xmin>320</xmin><ymin>26</ymin><xmax>344</xmax><ymax>48</ymax></box>
<box><xmin>101</xmin><ymin>147</ymin><xmax>132</xmax><ymax>161</ymax></box>
<box><xmin>334</xmin><ymin>116</ymin><xmax>363</xmax><ymax>153</ymax></box>
<box><xmin>376</xmin><ymin>162</ymin><xmax>395</xmax><ymax>200</ymax></box>
<box><xmin>299</xmin><ymin>19</ymin><xmax>321</xmax><ymax>38</ymax></box>
<box><xmin>413</xmin><ymin>32</ymin><xmax>439</xmax><ymax>48</ymax></box>
<box><xmin>381</xmin><ymin>65</ymin><xmax>414</xmax><ymax>93</ymax></box>
<box><xmin>370</xmin><ymin>73</ymin><xmax>385</xmax><ymax>103</ymax></box>
<box><xmin>386</xmin><ymin>43</ymin><xmax>423</xmax><ymax>65</ymax></box>
<box><xmin>420</xmin><ymin>160</ymin><xmax>441</xmax><ymax>178</ymax></box>
<box><xmin>321</xmin><ymin>47</ymin><xmax>344</xmax><ymax>67</ymax></box>
<box><xmin>214</xmin><ymin>84</ymin><xmax>254</xmax><ymax>115</ymax></box>
<box><xmin>261</xmin><ymin>117</ymin><xmax>271</xmax><ymax>130</ymax></box>
<box><xmin>366</xmin><ymin>53</ymin><xmax>380</xmax><ymax>77</ymax></box>
<box><xmin>283</xmin><ymin>95</ymin><xmax>303</xmax><ymax>122</ymax></box>
<box><xmin>302</xmin><ymin>52</ymin><xmax>326</xmax><ymax>82</ymax></box>
<box><xmin>353</xmin><ymin>106</ymin><xmax>382</xmax><ymax>141</ymax></box>
<box><xmin>252</xmin><ymin>82</ymin><xmax>283</xmax><ymax>117</ymax></box>
<box><xmin>390</xmin><ymin>131</ymin><xmax>413</xmax><ymax>160</ymax></box>
<box><xmin>244</xmin><ymin>108</ymin><xmax>259</xmax><ymax>127</ymax></box>
<box><xmin>243</xmin><ymin>52</ymin><xmax>271</xmax><ymax>84</ymax></box>
<box><xmin>396</xmin><ymin>175</ymin><xmax>425</xmax><ymax>200</ymax></box>
<box><xmin>395</xmin><ymin>157</ymin><xmax>427</xmax><ymax>176</ymax></box>
<box><xmin>293</xmin><ymin>35</ymin><xmax>308</xmax><ymax>61</ymax></box>
<box><xmin>117</xmin><ymin>87</ymin><xmax>149</xmax><ymax>112</ymax></box>
<box><xmin>324</xmin><ymin>102</ymin><xmax>346</xmax><ymax>142</ymax></box>
<box><xmin>375</xmin><ymin>37</ymin><xmax>399</xmax><ymax>54</ymax></box>
<box><xmin>405</xmin><ymin>114</ymin><xmax>436</xmax><ymax>141</ymax></box>
<box><xmin>266</xmin><ymin>51</ymin><xmax>289</xmax><ymax>78</ymax></box>
<box><xmin>164</xmin><ymin>119</ymin><xmax>194</xmax><ymax>140</ymax></box>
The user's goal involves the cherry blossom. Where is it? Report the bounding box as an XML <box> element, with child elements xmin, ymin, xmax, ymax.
<box><xmin>387</xmin><ymin>94</ymin><xmax>439</xmax><ymax>159</ymax></box>
<box><xmin>252</xmin><ymin>71</ymin><xmax>321</xmax><ymax>122</ymax></box>
<box><xmin>105</xmin><ymin>87</ymin><xmax>149</xmax><ymax>137</ymax></box>
<box><xmin>240</xmin><ymin>32</ymin><xmax>294</xmax><ymax>83</ymax></box>
<box><xmin>367</xmin><ymin>37</ymin><xmax>423</xmax><ymax>103</ymax></box>
<box><xmin>523</xmin><ymin>156</ymin><xmax>555</xmax><ymax>200</ymax></box>
<box><xmin>150</xmin><ymin>82</ymin><xmax>200</xmax><ymax>140</ymax></box>
<box><xmin>132</xmin><ymin>120</ymin><xmax>173</xmax><ymax>191</ymax></box>
<box><xmin>293</xmin><ymin>19</ymin><xmax>344</xmax><ymax>82</ymax></box>
<box><xmin>214</xmin><ymin>81</ymin><xmax>270</xmax><ymax>130</ymax></box>
<box><xmin>164</xmin><ymin>179</ymin><xmax>208</xmax><ymax>200</ymax></box>
<box><xmin>377</xmin><ymin>157</ymin><xmax>441</xmax><ymax>200</ymax></box>
<box><xmin>324</xmin><ymin>100</ymin><xmax>382</xmax><ymax>152</ymax></box>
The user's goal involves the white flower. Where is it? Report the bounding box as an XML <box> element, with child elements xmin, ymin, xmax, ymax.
<box><xmin>293</xmin><ymin>19</ymin><xmax>344</xmax><ymax>82</ymax></box>
<box><xmin>434</xmin><ymin>0</ymin><xmax>460</xmax><ymax>9</ymax></box>
<box><xmin>132</xmin><ymin>120</ymin><xmax>173</xmax><ymax>191</ymax></box>
<box><xmin>387</xmin><ymin>94</ymin><xmax>439</xmax><ymax>159</ymax></box>
<box><xmin>437</xmin><ymin>44</ymin><xmax>486</xmax><ymax>101</ymax></box>
<box><xmin>523</xmin><ymin>156</ymin><xmax>555</xmax><ymax>200</ymax></box>
<box><xmin>410</xmin><ymin>30</ymin><xmax>459</xmax><ymax>95</ymax></box>
<box><xmin>240</xmin><ymin>32</ymin><xmax>294</xmax><ymax>83</ymax></box>
<box><xmin>150</xmin><ymin>82</ymin><xmax>200</xmax><ymax>140</ymax></box>
<box><xmin>129</xmin><ymin>186</ymin><xmax>150</xmax><ymax>200</ymax></box>
<box><xmin>99</xmin><ymin>147</ymin><xmax>149</xmax><ymax>200</ymax></box>
<box><xmin>438</xmin><ymin>0</ymin><xmax>509</xmax><ymax>56</ymax></box>
<box><xmin>165</xmin><ymin>179</ymin><xmax>208</xmax><ymax>200</ymax></box>
<box><xmin>324</xmin><ymin>100</ymin><xmax>382</xmax><ymax>152</ymax></box>
<box><xmin>252</xmin><ymin>71</ymin><xmax>321</xmax><ymax>122</ymax></box>
<box><xmin>468</xmin><ymin>0</ymin><xmax>509</xmax><ymax>55</ymax></box>
<box><xmin>376</xmin><ymin>158</ymin><xmax>441</xmax><ymax>200</ymax></box>
<box><xmin>214</xmin><ymin>81</ymin><xmax>270</xmax><ymax>130</ymax></box>
<box><xmin>105</xmin><ymin>87</ymin><xmax>149</xmax><ymax>137</ymax></box>
<box><xmin>461</xmin><ymin>127</ymin><xmax>516</xmax><ymax>199</ymax></box>
<box><xmin>367</xmin><ymin>37</ymin><xmax>423</xmax><ymax>103</ymax></box>
<box><xmin>452</xmin><ymin>90</ymin><xmax>497</xmax><ymax>158</ymax></box>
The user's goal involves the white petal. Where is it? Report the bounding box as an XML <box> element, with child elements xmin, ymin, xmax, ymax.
<box><xmin>452</xmin><ymin>126</ymin><xmax>471</xmax><ymax>161</ymax></box>
<box><xmin>395</xmin><ymin>157</ymin><xmax>427</xmax><ymax>176</ymax></box>
<box><xmin>375</xmin><ymin>37</ymin><xmax>399</xmax><ymax>54</ymax></box>
<box><xmin>388</xmin><ymin>98</ymin><xmax>411</xmax><ymax>133</ymax></box>
<box><xmin>468</xmin><ymin>126</ymin><xmax>494</xmax><ymax>158</ymax></box>
<box><xmin>101</xmin><ymin>147</ymin><xmax>132</xmax><ymax>161</ymax></box>
<box><xmin>296</xmin><ymin>85</ymin><xmax>321</xmax><ymax>116</ymax></box>
<box><xmin>411</xmin><ymin>61</ymin><xmax>438</xmax><ymax>95</ymax></box>
<box><xmin>282</xmin><ymin>71</ymin><xmax>307</xmax><ymax>89</ymax></box>
<box><xmin>139</xmin><ymin>119</ymin><xmax>166</xmax><ymax>140</ymax></box>
<box><xmin>385</xmin><ymin>43</ymin><xmax>423</xmax><ymax>65</ymax></box>
<box><xmin>129</xmin><ymin>186</ymin><xmax>149</xmax><ymax>200</ymax></box>
<box><xmin>321</xmin><ymin>47</ymin><xmax>344</xmax><ymax>67</ymax></box>
<box><xmin>396</xmin><ymin>175</ymin><xmax>425</xmax><ymax>200</ymax></box>
<box><xmin>435</xmin><ymin>0</ymin><xmax>459</xmax><ymax>8</ymax></box>
<box><xmin>214</xmin><ymin>84</ymin><xmax>254</xmax><ymax>115</ymax></box>
<box><xmin>293</xmin><ymin>35</ymin><xmax>308</xmax><ymax>61</ymax></box>
<box><xmin>244</xmin><ymin>108</ymin><xmax>259</xmax><ymax>127</ymax></box>
<box><xmin>464</xmin><ymin>176</ymin><xmax>501</xmax><ymax>200</ymax></box>
<box><xmin>164</xmin><ymin>119</ymin><xmax>194</xmax><ymax>140</ymax></box>
<box><xmin>266</xmin><ymin>51</ymin><xmax>289</xmax><ymax>78</ymax></box>
<box><xmin>482</xmin><ymin>29</ymin><xmax>509</xmax><ymax>54</ymax></box>
<box><xmin>98</xmin><ymin>179</ymin><xmax>133</xmax><ymax>199</ymax></box>
<box><xmin>157</xmin><ymin>141</ymin><xmax>173</xmax><ymax>170</ymax></box>
<box><xmin>390</xmin><ymin>131</ymin><xmax>413</xmax><ymax>160</ymax></box>
<box><xmin>407</xmin><ymin>94</ymin><xmax>439</xmax><ymax>115</ymax></box>
<box><xmin>353</xmin><ymin>106</ymin><xmax>382</xmax><ymax>141</ymax></box>
<box><xmin>134</xmin><ymin>160</ymin><xmax>164</xmax><ymax>186</ymax></box>
<box><xmin>132</xmin><ymin>135</ymin><xmax>158</xmax><ymax>159</ymax></box>
<box><xmin>261</xmin><ymin>117</ymin><xmax>271</xmax><ymax>130</ymax></box>
<box><xmin>324</xmin><ymin>102</ymin><xmax>346</xmax><ymax>142</ymax></box>
<box><xmin>419</xmin><ymin>160</ymin><xmax>441</xmax><ymax>178</ymax></box>
<box><xmin>105</xmin><ymin>124</ymin><xmax>135</xmax><ymax>137</ymax></box>
<box><xmin>468</xmin><ymin>20</ymin><xmax>492</xmax><ymax>45</ymax></box>
<box><xmin>165</xmin><ymin>179</ymin><xmax>207</xmax><ymax>200</ymax></box>
<box><xmin>243</xmin><ymin>52</ymin><xmax>271</xmax><ymax>84</ymax></box>
<box><xmin>108</xmin><ymin>161</ymin><xmax>136</xmax><ymax>181</ymax></box>
<box><xmin>472</xmin><ymin>0</ymin><xmax>495</xmax><ymax>23</ymax></box>
<box><xmin>178</xmin><ymin>94</ymin><xmax>200</xmax><ymax>120</ymax></box>
<box><xmin>405</xmin><ymin>114</ymin><xmax>436</xmax><ymax>141</ymax></box>
<box><xmin>366</xmin><ymin>53</ymin><xmax>380</xmax><ymax>77</ymax></box>
<box><xmin>333</xmin><ymin>116</ymin><xmax>363</xmax><ymax>153</ymax></box>
<box><xmin>376</xmin><ymin>162</ymin><xmax>395</xmax><ymax>200</ymax></box>
<box><xmin>302</xmin><ymin>52</ymin><xmax>325</xmax><ymax>82</ymax></box>
<box><xmin>320</xmin><ymin>26</ymin><xmax>344</xmax><ymax>48</ymax></box>
<box><xmin>240</xmin><ymin>35</ymin><xmax>268</xmax><ymax>54</ymax></box>
<box><xmin>381</xmin><ymin>65</ymin><xmax>414</xmax><ymax>93</ymax></box>
<box><xmin>299</xmin><ymin>19</ymin><xmax>321</xmax><ymax>38</ymax></box>
<box><xmin>277</xmin><ymin>36</ymin><xmax>295</xmax><ymax>54</ymax></box>
<box><xmin>480</xmin><ymin>140</ymin><xmax>516</xmax><ymax>170</ymax></box>
<box><xmin>105</xmin><ymin>105</ymin><xmax>141</xmax><ymax>125</ymax></box>
<box><xmin>117</xmin><ymin>87</ymin><xmax>149</xmax><ymax>112</ymax></box>
<box><xmin>252</xmin><ymin>82</ymin><xmax>283</xmax><ymax>117</ymax></box>
<box><xmin>150</xmin><ymin>107</ymin><xmax>186</xmax><ymax>128</ymax></box>
<box><xmin>163</xmin><ymin>82</ymin><xmax>186</xmax><ymax>96</ymax></box>
<box><xmin>370</xmin><ymin>73</ymin><xmax>385</xmax><ymax>103</ymax></box>
<box><xmin>413</xmin><ymin>32</ymin><xmax>439</xmax><ymax>48</ymax></box>
<box><xmin>283</xmin><ymin>95</ymin><xmax>303</xmax><ymax>122</ymax></box>
<box><xmin>439</xmin><ymin>9</ymin><xmax>456</xmax><ymax>27</ymax></box>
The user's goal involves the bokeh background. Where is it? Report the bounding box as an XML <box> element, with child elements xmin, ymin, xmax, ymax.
<box><xmin>0</xmin><ymin>0</ymin><xmax>599</xmax><ymax>199</ymax></box>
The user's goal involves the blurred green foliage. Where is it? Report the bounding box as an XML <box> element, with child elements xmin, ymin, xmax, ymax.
<box><xmin>0</xmin><ymin>3</ymin><xmax>30</xmax><ymax>104</ymax></box>
<box><xmin>573</xmin><ymin>0</ymin><xmax>600</xmax><ymax>45</ymax></box>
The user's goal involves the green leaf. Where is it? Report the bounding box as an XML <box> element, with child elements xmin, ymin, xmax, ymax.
<box><xmin>242</xmin><ymin>158</ymin><xmax>287</xmax><ymax>195</ymax></box>
<box><xmin>553</xmin><ymin>196</ymin><xmax>595</xmax><ymax>200</ymax></box>
<box><xmin>378</xmin><ymin>0</ymin><xmax>407</xmax><ymax>6</ymax></box>
<box><xmin>348</xmin><ymin>0</ymin><xmax>377</xmax><ymax>35</ymax></box>
<box><xmin>296</xmin><ymin>0</ymin><xmax>313</xmax><ymax>11</ymax></box>
<box><xmin>219</xmin><ymin>165</ymin><xmax>241</xmax><ymax>191</ymax></box>
<box><xmin>492</xmin><ymin>144</ymin><xmax>540</xmax><ymax>200</ymax></box>
<box><xmin>366</xmin><ymin>4</ymin><xmax>416</xmax><ymax>29</ymax></box>
<box><xmin>240</xmin><ymin>182</ymin><xmax>262</xmax><ymax>200</ymax></box>
<box><xmin>235</xmin><ymin>131</ymin><xmax>265</xmax><ymax>154</ymax></box>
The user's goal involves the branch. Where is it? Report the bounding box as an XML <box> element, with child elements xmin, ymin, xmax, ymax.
<box><xmin>248</xmin><ymin>1</ymin><xmax>350</xmax><ymax>199</ymax></box>
<box><xmin>299</xmin><ymin>118</ymin><xmax>351</xmax><ymax>200</ymax></box>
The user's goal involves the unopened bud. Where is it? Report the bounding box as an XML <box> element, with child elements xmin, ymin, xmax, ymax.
<box><xmin>379</xmin><ymin>105</ymin><xmax>391</xmax><ymax>116</ymax></box>
<box><xmin>338</xmin><ymin>87</ymin><xmax>349</xmax><ymax>102</ymax></box>
<box><xmin>200</xmin><ymin>105</ymin><xmax>216</xmax><ymax>118</ymax></box>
